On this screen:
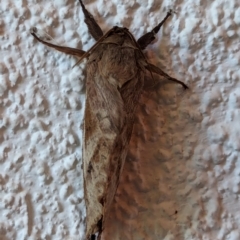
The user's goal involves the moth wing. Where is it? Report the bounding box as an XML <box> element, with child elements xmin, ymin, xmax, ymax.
<box><xmin>83</xmin><ymin>44</ymin><xmax>146</xmax><ymax>239</ymax></box>
<box><xmin>83</xmin><ymin>35</ymin><xmax>145</xmax><ymax>239</ymax></box>
<box><xmin>83</xmin><ymin>64</ymin><xmax>125</xmax><ymax>238</ymax></box>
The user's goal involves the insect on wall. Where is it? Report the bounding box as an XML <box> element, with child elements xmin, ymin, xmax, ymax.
<box><xmin>30</xmin><ymin>0</ymin><xmax>188</xmax><ymax>239</ymax></box>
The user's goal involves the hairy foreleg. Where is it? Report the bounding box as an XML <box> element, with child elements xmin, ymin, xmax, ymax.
<box><xmin>31</xmin><ymin>27</ymin><xmax>86</xmax><ymax>57</ymax></box>
<box><xmin>137</xmin><ymin>10</ymin><xmax>173</xmax><ymax>50</ymax></box>
<box><xmin>79</xmin><ymin>0</ymin><xmax>103</xmax><ymax>41</ymax></box>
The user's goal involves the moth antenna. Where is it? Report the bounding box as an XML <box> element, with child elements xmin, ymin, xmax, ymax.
<box><xmin>121</xmin><ymin>29</ymin><xmax>156</xmax><ymax>83</ymax></box>
<box><xmin>124</xmin><ymin>31</ymin><xmax>154</xmax><ymax>81</ymax></box>
<box><xmin>72</xmin><ymin>28</ymin><xmax>116</xmax><ymax>68</ymax></box>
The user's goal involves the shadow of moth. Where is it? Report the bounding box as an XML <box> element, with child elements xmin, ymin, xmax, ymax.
<box><xmin>31</xmin><ymin>1</ymin><xmax>188</xmax><ymax>239</ymax></box>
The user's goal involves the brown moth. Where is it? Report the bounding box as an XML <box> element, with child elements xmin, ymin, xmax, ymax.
<box><xmin>31</xmin><ymin>1</ymin><xmax>188</xmax><ymax>239</ymax></box>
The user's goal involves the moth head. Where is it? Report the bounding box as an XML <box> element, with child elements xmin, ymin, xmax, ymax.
<box><xmin>112</xmin><ymin>26</ymin><xmax>129</xmax><ymax>35</ymax></box>
<box><xmin>106</xmin><ymin>26</ymin><xmax>138</xmax><ymax>46</ymax></box>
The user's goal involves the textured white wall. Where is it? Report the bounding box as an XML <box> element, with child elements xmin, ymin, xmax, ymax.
<box><xmin>1</xmin><ymin>0</ymin><xmax>240</xmax><ymax>240</ymax></box>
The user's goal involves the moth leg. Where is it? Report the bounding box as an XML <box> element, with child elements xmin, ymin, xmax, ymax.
<box><xmin>146</xmin><ymin>63</ymin><xmax>188</xmax><ymax>89</ymax></box>
<box><xmin>137</xmin><ymin>10</ymin><xmax>173</xmax><ymax>50</ymax></box>
<box><xmin>31</xmin><ymin>27</ymin><xmax>85</xmax><ymax>57</ymax></box>
<box><xmin>79</xmin><ymin>0</ymin><xmax>103</xmax><ymax>40</ymax></box>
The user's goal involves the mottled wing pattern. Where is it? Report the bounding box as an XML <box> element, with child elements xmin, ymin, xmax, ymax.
<box><xmin>83</xmin><ymin>29</ymin><xmax>146</xmax><ymax>239</ymax></box>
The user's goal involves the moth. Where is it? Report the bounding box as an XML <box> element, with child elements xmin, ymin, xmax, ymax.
<box><xmin>31</xmin><ymin>1</ymin><xmax>188</xmax><ymax>239</ymax></box>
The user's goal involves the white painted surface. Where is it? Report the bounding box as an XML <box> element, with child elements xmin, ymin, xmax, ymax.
<box><xmin>1</xmin><ymin>0</ymin><xmax>240</xmax><ymax>239</ymax></box>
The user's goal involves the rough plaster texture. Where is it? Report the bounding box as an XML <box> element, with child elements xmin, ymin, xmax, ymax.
<box><xmin>1</xmin><ymin>0</ymin><xmax>240</xmax><ymax>239</ymax></box>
